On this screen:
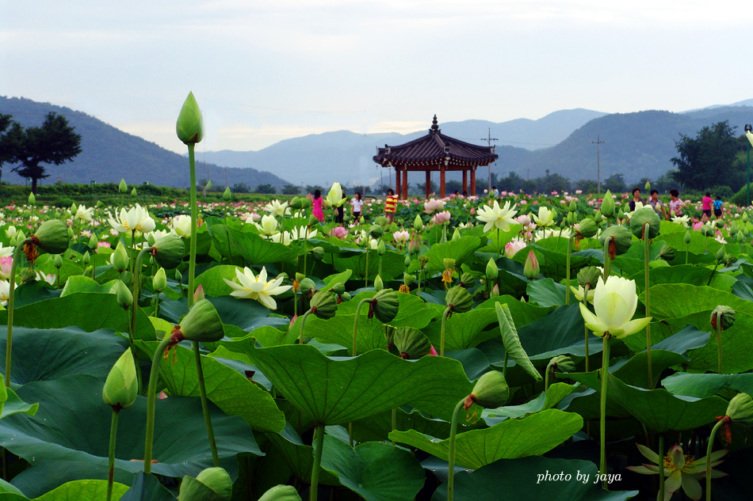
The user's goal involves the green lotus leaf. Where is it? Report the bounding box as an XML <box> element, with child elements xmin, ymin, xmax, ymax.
<box><xmin>210</xmin><ymin>226</ymin><xmax>299</xmax><ymax>264</ymax></box>
<box><xmin>160</xmin><ymin>296</ymin><xmax>289</xmax><ymax>332</ymax></box>
<box><xmin>476</xmin><ymin>295</ymin><xmax>554</xmax><ymax>329</ymax></box>
<box><xmin>119</xmin><ymin>472</ymin><xmax>175</xmax><ymax>501</ymax></box>
<box><xmin>663</xmin><ymin>372</ymin><xmax>753</xmax><ymax>398</ymax></box>
<box><xmin>494</xmin><ymin>303</ymin><xmax>542</xmax><ymax>381</ymax></box>
<box><xmin>195</xmin><ymin>265</ymin><xmax>244</xmax><ymax>297</ymax></box>
<box><xmin>423</xmin><ymin>236</ymin><xmax>482</xmax><ymax>272</ymax></box>
<box><xmin>265</xmin><ymin>425</ymin><xmax>339</xmax><ymax>486</ymax></box>
<box><xmin>526</xmin><ymin>278</ymin><xmax>567</xmax><ymax>308</ymax></box>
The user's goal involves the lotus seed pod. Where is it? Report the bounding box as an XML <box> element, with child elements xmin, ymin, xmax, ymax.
<box><xmin>340</xmin><ymin>291</ymin><xmax>351</xmax><ymax>302</ymax></box>
<box><xmin>684</xmin><ymin>230</ymin><xmax>692</xmax><ymax>245</ymax></box>
<box><xmin>153</xmin><ymin>267</ymin><xmax>167</xmax><ymax>292</ymax></box>
<box><xmin>375</xmin><ymin>216</ymin><xmax>388</xmax><ymax>226</ymax></box>
<box><xmin>152</xmin><ymin>234</ymin><xmax>185</xmax><ymax>270</ymax></box>
<box><xmin>418</xmin><ymin>255</ymin><xmax>430</xmax><ymax>268</ymax></box>
<box><xmin>34</xmin><ymin>219</ymin><xmax>70</xmax><ymax>255</ymax></box>
<box><xmin>547</xmin><ymin>355</ymin><xmax>576</xmax><ymax>374</ymax></box>
<box><xmin>726</xmin><ymin>392</ymin><xmax>753</xmax><ymax>424</ymax></box>
<box><xmin>115</xmin><ymin>280</ymin><xmax>133</xmax><ymax>310</ymax></box>
<box><xmin>711</xmin><ymin>305</ymin><xmax>735</xmax><ymax>331</ymax></box>
<box><xmin>377</xmin><ymin>240</ymin><xmax>386</xmax><ymax>256</ymax></box>
<box><xmin>443</xmin><ymin>258</ymin><xmax>455</xmax><ymax>270</ymax></box>
<box><xmin>53</xmin><ymin>253</ymin><xmax>63</xmax><ymax>269</ymax></box>
<box><xmin>629</xmin><ymin>207</ymin><xmax>661</xmax><ymax>240</ymax></box>
<box><xmin>599</xmin><ymin>225</ymin><xmax>632</xmax><ymax>256</ymax></box>
<box><xmin>299</xmin><ymin>278</ymin><xmax>315</xmax><ymax>292</ymax></box>
<box><xmin>392</xmin><ymin>326</ymin><xmax>432</xmax><ymax>359</ymax></box>
<box><xmin>299</xmin><ymin>197</ymin><xmax>312</xmax><ymax>209</ymax></box>
<box><xmin>119</xmin><ymin>179</ymin><xmax>128</xmax><ymax>194</ymax></box>
<box><xmin>445</xmin><ymin>285</ymin><xmax>473</xmax><ymax>313</ymax></box>
<box><xmin>331</xmin><ymin>282</ymin><xmax>345</xmax><ymax>295</ymax></box>
<box><xmin>102</xmin><ymin>348</ymin><xmax>138</xmax><ymax>410</ymax></box>
<box><xmin>176</xmin><ymin>92</ymin><xmax>204</xmax><ymax>145</ymax></box>
<box><xmin>27</xmin><ymin>192</ymin><xmax>35</xmax><ymax>206</ymax></box>
<box><xmin>373</xmin><ymin>274</ymin><xmax>384</xmax><ymax>291</ymax></box>
<box><xmin>600</xmin><ymin>190</ymin><xmax>615</xmax><ymax>217</ymax></box>
<box><xmin>577</xmin><ymin>266</ymin><xmax>602</xmax><ymax>290</ymax></box>
<box><xmin>310</xmin><ymin>290</ymin><xmax>337</xmax><ymax>319</ymax></box>
<box><xmin>258</xmin><ymin>485</ymin><xmax>302</xmax><ymax>501</ymax></box>
<box><xmin>467</xmin><ymin>371</ymin><xmax>509</xmax><ymax>409</ymax></box>
<box><xmin>523</xmin><ymin>250</ymin><xmax>539</xmax><ymax>280</ymax></box>
<box><xmin>88</xmin><ymin>233</ymin><xmax>98</xmax><ymax>249</ymax></box>
<box><xmin>413</xmin><ymin>215</ymin><xmax>424</xmax><ymax>231</ymax></box>
<box><xmin>371</xmin><ymin>288</ymin><xmax>399</xmax><ymax>323</ymax></box>
<box><xmin>306</xmin><ymin>214</ymin><xmax>319</xmax><ymax>227</ymax></box>
<box><xmin>486</xmin><ymin>258</ymin><xmax>499</xmax><ymax>281</ymax></box>
<box><xmin>369</xmin><ymin>225</ymin><xmax>383</xmax><ymax>239</ymax></box>
<box><xmin>178</xmin><ymin>467</ymin><xmax>232</xmax><ymax>501</ymax></box>
<box><xmin>459</xmin><ymin>272</ymin><xmax>474</xmax><ymax>288</ymax></box>
<box><xmin>577</xmin><ymin>218</ymin><xmax>598</xmax><ymax>238</ymax></box>
<box><xmin>179</xmin><ymin>299</ymin><xmax>224</xmax><ymax>342</ymax></box>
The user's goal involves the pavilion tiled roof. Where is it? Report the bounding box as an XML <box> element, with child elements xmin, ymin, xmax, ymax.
<box><xmin>373</xmin><ymin>115</ymin><xmax>498</xmax><ymax>169</ymax></box>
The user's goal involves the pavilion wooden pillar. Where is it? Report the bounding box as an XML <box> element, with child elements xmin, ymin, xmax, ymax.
<box><xmin>462</xmin><ymin>169</ymin><xmax>468</xmax><ymax>195</ymax></box>
<box><xmin>470</xmin><ymin>167</ymin><xmax>476</xmax><ymax>197</ymax></box>
<box><xmin>440</xmin><ymin>167</ymin><xmax>446</xmax><ymax>198</ymax></box>
<box><xmin>402</xmin><ymin>169</ymin><xmax>408</xmax><ymax>199</ymax></box>
<box><xmin>395</xmin><ymin>167</ymin><xmax>401</xmax><ymax>197</ymax></box>
<box><xmin>425</xmin><ymin>171</ymin><xmax>431</xmax><ymax>199</ymax></box>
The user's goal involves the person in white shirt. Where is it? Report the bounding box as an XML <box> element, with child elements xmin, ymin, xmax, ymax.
<box><xmin>351</xmin><ymin>191</ymin><xmax>363</xmax><ymax>221</ymax></box>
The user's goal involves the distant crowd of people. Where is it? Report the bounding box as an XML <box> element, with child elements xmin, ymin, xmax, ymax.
<box><xmin>628</xmin><ymin>187</ymin><xmax>723</xmax><ymax>220</ymax></box>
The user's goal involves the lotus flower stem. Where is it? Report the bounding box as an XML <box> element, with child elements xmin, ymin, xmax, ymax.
<box><xmin>602</xmin><ymin>238</ymin><xmax>611</xmax><ymax>279</ymax></box>
<box><xmin>716</xmin><ymin>323</ymin><xmax>723</xmax><ymax>374</ymax></box>
<box><xmin>130</xmin><ymin>247</ymin><xmax>151</xmax><ymax>341</ymax></box>
<box><xmin>107</xmin><ymin>408</ymin><xmax>120</xmax><ymax>501</ymax></box>
<box><xmin>5</xmin><ymin>239</ymin><xmax>31</xmax><ymax>388</ymax></box>
<box><xmin>352</xmin><ymin>299</ymin><xmax>370</xmax><ymax>356</ymax></box>
<box><xmin>440</xmin><ymin>307</ymin><xmax>452</xmax><ymax>357</ymax></box>
<box><xmin>447</xmin><ymin>398</ymin><xmax>464</xmax><ymax>501</ymax></box>
<box><xmin>310</xmin><ymin>424</ymin><xmax>325</xmax><ymax>501</ymax></box>
<box><xmin>496</xmin><ymin>228</ymin><xmax>500</xmax><ymax>259</ymax></box>
<box><xmin>657</xmin><ymin>434</ymin><xmax>665</xmax><ymax>501</ymax></box>
<box><xmin>364</xmin><ymin>250</ymin><xmax>370</xmax><ymax>288</ymax></box>
<box><xmin>565</xmin><ymin>235</ymin><xmax>573</xmax><ymax>305</ymax></box>
<box><xmin>143</xmin><ymin>335</ymin><xmax>174</xmax><ymax>473</ymax></box>
<box><xmin>188</xmin><ymin>143</ymin><xmax>198</xmax><ymax>305</ymax></box>
<box><xmin>194</xmin><ymin>340</ymin><xmax>220</xmax><ymax>467</ymax></box>
<box><xmin>706</xmin><ymin>419</ymin><xmax>724</xmax><ymax>501</ymax></box>
<box><xmin>502</xmin><ymin>352</ymin><xmax>509</xmax><ymax>379</ymax></box>
<box><xmin>299</xmin><ymin>310</ymin><xmax>312</xmax><ymax>345</ymax></box>
<box><xmin>599</xmin><ymin>332</ymin><xmax>612</xmax><ymax>489</ymax></box>
<box><xmin>643</xmin><ymin>224</ymin><xmax>653</xmax><ymax>388</ymax></box>
<box><xmin>583</xmin><ymin>284</ymin><xmax>591</xmax><ymax>373</ymax></box>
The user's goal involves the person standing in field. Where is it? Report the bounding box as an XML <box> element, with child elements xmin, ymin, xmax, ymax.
<box><xmin>312</xmin><ymin>189</ymin><xmax>324</xmax><ymax>223</ymax></box>
<box><xmin>702</xmin><ymin>192</ymin><xmax>713</xmax><ymax>219</ymax></box>
<box><xmin>713</xmin><ymin>195</ymin><xmax>723</xmax><ymax>219</ymax></box>
<box><xmin>351</xmin><ymin>191</ymin><xmax>363</xmax><ymax>222</ymax></box>
<box><xmin>668</xmin><ymin>189</ymin><xmax>683</xmax><ymax>219</ymax></box>
<box><xmin>628</xmin><ymin>187</ymin><xmax>644</xmax><ymax>211</ymax></box>
<box><xmin>648</xmin><ymin>189</ymin><xmax>665</xmax><ymax>218</ymax></box>
<box><xmin>384</xmin><ymin>189</ymin><xmax>398</xmax><ymax>223</ymax></box>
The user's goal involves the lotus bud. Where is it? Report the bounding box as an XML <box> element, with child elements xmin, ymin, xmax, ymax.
<box><xmin>684</xmin><ymin>230</ymin><xmax>692</xmax><ymax>245</ymax></box>
<box><xmin>393</xmin><ymin>327</ymin><xmax>431</xmax><ymax>359</ymax></box>
<box><xmin>616</xmin><ymin>208</ymin><xmax>624</xmax><ymax>219</ymax></box>
<box><xmin>53</xmin><ymin>253</ymin><xmax>63</xmax><ymax>269</ymax></box>
<box><xmin>311</xmin><ymin>246</ymin><xmax>324</xmax><ymax>259</ymax></box>
<box><xmin>111</xmin><ymin>243</ymin><xmax>129</xmax><ymax>273</ymax></box>
<box><xmin>97</xmin><ymin>200</ymin><xmax>105</xmax><ymax>208</ymax></box>
<box><xmin>566</xmin><ymin>212</ymin><xmax>575</xmax><ymax>225</ymax></box>
<box><xmin>599</xmin><ymin>225</ymin><xmax>632</xmax><ymax>257</ymax></box>
<box><xmin>600</xmin><ymin>190</ymin><xmax>615</xmax><ymax>217</ymax></box>
<box><xmin>418</xmin><ymin>255</ymin><xmax>430</xmax><ymax>269</ymax></box>
<box><xmin>443</xmin><ymin>258</ymin><xmax>455</xmax><ymax>271</ymax></box>
<box><xmin>176</xmin><ymin>91</ymin><xmax>204</xmax><ymax>145</ymax></box>
<box><xmin>547</xmin><ymin>355</ymin><xmax>576</xmax><ymax>375</ymax></box>
<box><xmin>452</xmin><ymin>228</ymin><xmax>461</xmax><ymax>241</ymax></box>
<box><xmin>445</xmin><ymin>285</ymin><xmax>473</xmax><ymax>313</ymax></box>
<box><xmin>102</xmin><ymin>348</ymin><xmax>138</xmax><ymax>410</ymax></box>
<box><xmin>67</xmin><ymin>226</ymin><xmax>74</xmax><ymax>240</ymax></box>
<box><xmin>310</xmin><ymin>290</ymin><xmax>338</xmax><ymax>319</ymax></box>
<box><xmin>27</xmin><ymin>192</ymin><xmax>35</xmax><ymax>206</ymax></box>
<box><xmin>743</xmin><ymin>212</ymin><xmax>749</xmax><ymax>223</ymax></box>
<box><xmin>369</xmin><ymin>225</ymin><xmax>383</xmax><ymax>239</ymax></box>
<box><xmin>577</xmin><ymin>218</ymin><xmax>598</xmax><ymax>238</ymax></box>
<box><xmin>370</xmin><ymin>288</ymin><xmax>399</xmax><ymax>323</ymax></box>
<box><xmin>177</xmin><ymin>299</ymin><xmax>224</xmax><ymax>343</ymax></box>
<box><xmin>594</xmin><ymin>210</ymin><xmax>602</xmax><ymax>221</ymax></box>
<box><xmin>373</xmin><ymin>274</ymin><xmax>384</xmax><ymax>291</ymax></box>
<box><xmin>332</xmin><ymin>282</ymin><xmax>345</xmax><ymax>295</ymax></box>
<box><xmin>726</xmin><ymin>392</ymin><xmax>753</xmax><ymax>423</ymax></box>
<box><xmin>359</xmin><ymin>215</ymin><xmax>365</xmax><ymax>224</ymax></box>
<box><xmin>714</xmin><ymin>246</ymin><xmax>726</xmax><ymax>264</ymax></box>
<box><xmin>490</xmin><ymin>283</ymin><xmax>500</xmax><ymax>297</ymax></box>
<box><xmin>88</xmin><ymin>233</ymin><xmax>99</xmax><ymax>249</ymax></box>
<box><xmin>701</xmin><ymin>225</ymin><xmax>714</xmax><ymax>238</ymax></box>
<box><xmin>464</xmin><ymin>371</ymin><xmax>509</xmax><ymax>410</ymax></box>
<box><xmin>33</xmin><ymin>219</ymin><xmax>70</xmax><ymax>255</ymax></box>
<box><xmin>377</xmin><ymin>241</ymin><xmax>386</xmax><ymax>256</ymax></box>
<box><xmin>222</xmin><ymin>187</ymin><xmax>232</xmax><ymax>201</ymax></box>
<box><xmin>70</xmin><ymin>202</ymin><xmax>78</xmax><ymax>214</ymax></box>
<box><xmin>644</xmin><ymin>179</ymin><xmax>651</xmax><ymax>191</ymax></box>
<box><xmin>306</xmin><ymin>214</ymin><xmax>319</xmax><ymax>227</ymax></box>
<box><xmin>404</xmin><ymin>254</ymin><xmax>411</xmax><ymax>267</ymax></box>
<box><xmin>115</xmin><ymin>280</ymin><xmax>133</xmax><ymax>310</ymax></box>
<box><xmin>299</xmin><ymin>278</ymin><xmax>315</xmax><ymax>293</ymax></box>
<box><xmin>375</xmin><ymin>216</ymin><xmax>388</xmax><ymax>226</ymax></box>
<box><xmin>340</xmin><ymin>291</ymin><xmax>351</xmax><ymax>302</ymax></box>
<box><xmin>569</xmin><ymin>200</ymin><xmax>577</xmax><ymax>212</ymax></box>
<box><xmin>193</xmin><ymin>284</ymin><xmax>206</xmax><ymax>303</ymax></box>
<box><xmin>299</xmin><ymin>197</ymin><xmax>312</xmax><ymax>209</ymax></box>
<box><xmin>258</xmin><ymin>485</ymin><xmax>302</xmax><ymax>501</ymax></box>
<box><xmin>178</xmin><ymin>467</ymin><xmax>232</xmax><ymax>501</ymax></box>
<box><xmin>12</xmin><ymin>230</ymin><xmax>26</xmax><ymax>247</ymax></box>
<box><xmin>486</xmin><ymin>258</ymin><xmax>499</xmax><ymax>281</ymax></box>
<box><xmin>711</xmin><ymin>305</ymin><xmax>735</xmax><ymax>331</ymax></box>
<box><xmin>119</xmin><ymin>179</ymin><xmax>128</xmax><ymax>194</ymax></box>
<box><xmin>523</xmin><ymin>250</ymin><xmax>539</xmax><ymax>280</ymax></box>
<box><xmin>131</xmin><ymin>187</ymin><xmax>138</xmax><ymax>197</ymax></box>
<box><xmin>82</xmin><ymin>251</ymin><xmax>90</xmax><ymax>266</ymax></box>
<box><xmin>289</xmin><ymin>197</ymin><xmax>303</xmax><ymax>210</ymax></box>
<box><xmin>629</xmin><ymin>207</ymin><xmax>661</xmax><ymax>240</ymax></box>
<box><xmin>153</xmin><ymin>267</ymin><xmax>167</xmax><ymax>292</ymax></box>
<box><xmin>152</xmin><ymin>234</ymin><xmax>185</xmax><ymax>270</ymax></box>
<box><xmin>413</xmin><ymin>215</ymin><xmax>424</xmax><ymax>231</ymax></box>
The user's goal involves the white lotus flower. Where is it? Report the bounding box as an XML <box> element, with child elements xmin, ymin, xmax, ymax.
<box><xmin>579</xmin><ymin>276</ymin><xmax>651</xmax><ymax>338</ymax></box>
<box><xmin>0</xmin><ymin>243</ymin><xmax>13</xmax><ymax>258</ymax></box>
<box><xmin>290</xmin><ymin>226</ymin><xmax>316</xmax><ymax>241</ymax></box>
<box><xmin>74</xmin><ymin>205</ymin><xmax>94</xmax><ymax>222</ymax></box>
<box><xmin>0</xmin><ymin>280</ymin><xmax>9</xmax><ymax>306</ymax></box>
<box><xmin>223</xmin><ymin>266</ymin><xmax>291</xmax><ymax>309</ymax></box>
<box><xmin>671</xmin><ymin>215</ymin><xmax>690</xmax><ymax>227</ymax></box>
<box><xmin>171</xmin><ymin>215</ymin><xmax>192</xmax><ymax>238</ymax></box>
<box><xmin>264</xmin><ymin>200</ymin><xmax>290</xmax><ymax>217</ymax></box>
<box><xmin>393</xmin><ymin>230</ymin><xmax>410</xmax><ymax>245</ymax></box>
<box><xmin>270</xmin><ymin>231</ymin><xmax>293</xmax><ymax>245</ymax></box>
<box><xmin>108</xmin><ymin>205</ymin><xmax>156</xmax><ymax>234</ymax></box>
<box><xmin>5</xmin><ymin>226</ymin><xmax>16</xmax><ymax>239</ymax></box>
<box><xmin>476</xmin><ymin>201</ymin><xmax>518</xmax><ymax>233</ymax></box>
<box><xmin>255</xmin><ymin>215</ymin><xmax>279</xmax><ymax>237</ymax></box>
<box><xmin>533</xmin><ymin>206</ymin><xmax>555</xmax><ymax>227</ymax></box>
<box><xmin>326</xmin><ymin>182</ymin><xmax>345</xmax><ymax>207</ymax></box>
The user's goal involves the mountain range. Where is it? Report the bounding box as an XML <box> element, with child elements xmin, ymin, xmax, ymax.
<box><xmin>1</xmin><ymin>95</ymin><xmax>752</xmax><ymax>190</ymax></box>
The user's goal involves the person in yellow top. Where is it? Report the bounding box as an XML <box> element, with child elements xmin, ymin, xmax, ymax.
<box><xmin>384</xmin><ymin>189</ymin><xmax>398</xmax><ymax>222</ymax></box>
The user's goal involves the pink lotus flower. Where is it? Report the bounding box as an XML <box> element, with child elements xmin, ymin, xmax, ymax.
<box><xmin>431</xmin><ymin>211</ymin><xmax>451</xmax><ymax>224</ymax></box>
<box><xmin>329</xmin><ymin>226</ymin><xmax>349</xmax><ymax>239</ymax></box>
<box><xmin>97</xmin><ymin>241</ymin><xmax>112</xmax><ymax>248</ymax></box>
<box><xmin>424</xmin><ymin>199</ymin><xmax>445</xmax><ymax>214</ymax></box>
<box><xmin>693</xmin><ymin>221</ymin><xmax>703</xmax><ymax>231</ymax></box>
<box><xmin>470</xmin><ymin>207</ymin><xmax>476</xmax><ymax>215</ymax></box>
<box><xmin>429</xmin><ymin>345</ymin><xmax>438</xmax><ymax>356</ymax></box>
<box><xmin>505</xmin><ymin>240</ymin><xmax>526</xmax><ymax>258</ymax></box>
<box><xmin>0</xmin><ymin>257</ymin><xmax>12</xmax><ymax>279</ymax></box>
<box><xmin>516</xmin><ymin>215</ymin><xmax>531</xmax><ymax>226</ymax></box>
<box><xmin>393</xmin><ymin>230</ymin><xmax>410</xmax><ymax>245</ymax></box>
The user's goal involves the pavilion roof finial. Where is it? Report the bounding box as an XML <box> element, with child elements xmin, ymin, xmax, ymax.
<box><xmin>430</xmin><ymin>114</ymin><xmax>439</xmax><ymax>131</ymax></box>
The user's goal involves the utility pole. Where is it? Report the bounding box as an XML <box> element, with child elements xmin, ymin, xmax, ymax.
<box><xmin>481</xmin><ymin>128</ymin><xmax>499</xmax><ymax>191</ymax></box>
<box><xmin>592</xmin><ymin>135</ymin><xmax>605</xmax><ymax>194</ymax></box>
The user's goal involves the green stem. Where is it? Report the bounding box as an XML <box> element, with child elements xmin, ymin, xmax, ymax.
<box><xmin>194</xmin><ymin>340</ymin><xmax>220</xmax><ymax>467</ymax></box>
<box><xmin>352</xmin><ymin>299</ymin><xmax>370</xmax><ymax>356</ymax></box>
<box><xmin>299</xmin><ymin>310</ymin><xmax>312</xmax><ymax>345</ymax></box>
<box><xmin>310</xmin><ymin>424</ymin><xmax>325</xmax><ymax>501</ymax></box>
<box><xmin>658</xmin><ymin>434</ymin><xmax>665</xmax><ymax>501</ymax></box>
<box><xmin>583</xmin><ymin>284</ymin><xmax>591</xmax><ymax>373</ymax></box>
<box><xmin>643</xmin><ymin>225</ymin><xmax>652</xmax><ymax>389</ymax></box>
<box><xmin>364</xmin><ymin>250</ymin><xmax>370</xmax><ymax>288</ymax></box>
<box><xmin>706</xmin><ymin>419</ymin><xmax>724</xmax><ymax>501</ymax></box>
<box><xmin>716</xmin><ymin>324</ymin><xmax>723</xmax><ymax>374</ymax></box>
<box><xmin>107</xmin><ymin>408</ymin><xmax>120</xmax><ymax>501</ymax></box>
<box><xmin>447</xmin><ymin>399</ymin><xmax>465</xmax><ymax>501</ymax></box>
<box><xmin>143</xmin><ymin>336</ymin><xmax>173</xmax><ymax>473</ymax></box>
<box><xmin>131</xmin><ymin>248</ymin><xmax>151</xmax><ymax>342</ymax></box>
<box><xmin>496</xmin><ymin>228</ymin><xmax>500</xmax><ymax>259</ymax></box>
<box><xmin>502</xmin><ymin>352</ymin><xmax>509</xmax><ymax>379</ymax></box>
<box><xmin>440</xmin><ymin>307</ymin><xmax>451</xmax><ymax>357</ymax></box>
<box><xmin>5</xmin><ymin>240</ymin><xmax>29</xmax><ymax>387</ymax></box>
<box><xmin>188</xmin><ymin>143</ymin><xmax>198</xmax><ymax>307</ymax></box>
<box><xmin>603</xmin><ymin>238</ymin><xmax>611</xmax><ymax>279</ymax></box>
<box><xmin>565</xmin><ymin>235</ymin><xmax>573</xmax><ymax>305</ymax></box>
<box><xmin>707</xmin><ymin>262</ymin><xmax>719</xmax><ymax>287</ymax></box>
<box><xmin>599</xmin><ymin>333</ymin><xmax>612</xmax><ymax>489</ymax></box>
<box><xmin>545</xmin><ymin>366</ymin><xmax>551</xmax><ymax>391</ymax></box>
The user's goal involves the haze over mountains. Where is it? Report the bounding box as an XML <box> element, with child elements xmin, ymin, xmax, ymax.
<box><xmin>1</xmin><ymin>95</ymin><xmax>752</xmax><ymax>190</ymax></box>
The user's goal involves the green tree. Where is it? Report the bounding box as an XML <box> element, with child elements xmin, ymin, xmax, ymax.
<box><xmin>602</xmin><ymin>173</ymin><xmax>626</xmax><ymax>194</ymax></box>
<box><xmin>670</xmin><ymin>121</ymin><xmax>739</xmax><ymax>191</ymax></box>
<box><xmin>0</xmin><ymin>114</ymin><xmax>13</xmax><ymax>185</ymax></box>
<box><xmin>254</xmin><ymin>183</ymin><xmax>276</xmax><ymax>194</ymax></box>
<box><xmin>282</xmin><ymin>184</ymin><xmax>300</xmax><ymax>195</ymax></box>
<box><xmin>4</xmin><ymin>112</ymin><xmax>82</xmax><ymax>193</ymax></box>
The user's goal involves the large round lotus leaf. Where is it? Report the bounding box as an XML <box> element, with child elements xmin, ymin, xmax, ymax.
<box><xmin>159</xmin><ymin>296</ymin><xmax>288</xmax><ymax>332</ymax></box>
<box><xmin>0</xmin><ymin>375</ymin><xmax>261</xmax><ymax>495</ymax></box>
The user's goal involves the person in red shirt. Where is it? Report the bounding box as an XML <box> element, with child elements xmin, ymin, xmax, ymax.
<box><xmin>701</xmin><ymin>192</ymin><xmax>713</xmax><ymax>219</ymax></box>
<box><xmin>384</xmin><ymin>189</ymin><xmax>398</xmax><ymax>222</ymax></box>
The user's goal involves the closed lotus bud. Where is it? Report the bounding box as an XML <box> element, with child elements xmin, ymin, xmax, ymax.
<box><xmin>295</xmin><ymin>272</ymin><xmax>306</xmax><ymax>283</ymax></box>
<box><xmin>176</xmin><ymin>91</ymin><xmax>204</xmax><ymax>145</ymax></box>
<box><xmin>332</xmin><ymin>282</ymin><xmax>345</xmax><ymax>295</ymax></box>
<box><xmin>70</xmin><ymin>202</ymin><xmax>78</xmax><ymax>214</ymax></box>
<box><xmin>569</xmin><ymin>200</ymin><xmax>577</xmax><ymax>212</ymax></box>
<box><xmin>82</xmin><ymin>251</ymin><xmax>90</xmax><ymax>266</ymax></box>
<box><xmin>115</xmin><ymin>280</ymin><xmax>133</xmax><ymax>310</ymax></box>
<box><xmin>629</xmin><ymin>207</ymin><xmax>661</xmax><ymax>240</ymax></box>
<box><xmin>27</xmin><ymin>192</ymin><xmax>35</xmax><ymax>206</ymax></box>
<box><xmin>152</xmin><ymin>234</ymin><xmax>185</xmax><ymax>270</ymax></box>
<box><xmin>258</xmin><ymin>485</ymin><xmax>301</xmax><ymax>501</ymax></box>
<box><xmin>119</xmin><ymin>179</ymin><xmax>128</xmax><ymax>194</ymax></box>
<box><xmin>223</xmin><ymin>187</ymin><xmax>232</xmax><ymax>201</ymax></box>
<box><xmin>547</xmin><ymin>355</ymin><xmax>576</xmax><ymax>374</ymax></box>
<box><xmin>299</xmin><ymin>277</ymin><xmax>315</xmax><ymax>292</ymax></box>
<box><xmin>594</xmin><ymin>210</ymin><xmax>602</xmax><ymax>221</ymax></box>
<box><xmin>369</xmin><ymin>225</ymin><xmax>383</xmax><ymax>239</ymax></box>
<box><xmin>726</xmin><ymin>392</ymin><xmax>753</xmax><ymax>424</ymax></box>
<box><xmin>452</xmin><ymin>228</ymin><xmax>461</xmax><ymax>241</ymax></box>
<box><xmin>153</xmin><ymin>267</ymin><xmax>167</xmax><ymax>291</ymax></box>
<box><xmin>464</xmin><ymin>371</ymin><xmax>509</xmax><ymax>410</ymax></box>
<box><xmin>34</xmin><ymin>219</ymin><xmax>69</xmax><ymax>255</ymax></box>
<box><xmin>393</xmin><ymin>326</ymin><xmax>432</xmax><ymax>359</ymax></box>
<box><xmin>68</xmin><ymin>227</ymin><xmax>74</xmax><ymax>240</ymax></box>
<box><xmin>490</xmin><ymin>283</ymin><xmax>500</xmax><ymax>297</ymax></box>
<box><xmin>716</xmin><ymin>246</ymin><xmax>726</xmax><ymax>263</ymax></box>
<box><xmin>53</xmin><ymin>253</ymin><xmax>63</xmax><ymax>269</ymax></box>
<box><xmin>743</xmin><ymin>212</ymin><xmax>749</xmax><ymax>223</ymax></box>
<box><xmin>311</xmin><ymin>246</ymin><xmax>324</xmax><ymax>259</ymax></box>
<box><xmin>711</xmin><ymin>305</ymin><xmax>735</xmax><ymax>331</ymax></box>
<box><xmin>373</xmin><ymin>274</ymin><xmax>384</xmax><ymax>291</ymax></box>
<box><xmin>178</xmin><ymin>299</ymin><xmax>224</xmax><ymax>342</ymax></box>
<box><xmin>645</xmin><ymin>179</ymin><xmax>651</xmax><ymax>191</ymax></box>
<box><xmin>443</xmin><ymin>258</ymin><xmax>455</xmax><ymax>270</ymax></box>
<box><xmin>523</xmin><ymin>250</ymin><xmax>539</xmax><ymax>280</ymax></box>
<box><xmin>102</xmin><ymin>348</ymin><xmax>138</xmax><ymax>410</ymax></box>
<box><xmin>359</xmin><ymin>215</ymin><xmax>365</xmax><ymax>224</ymax></box>
<box><xmin>375</xmin><ymin>216</ymin><xmax>388</xmax><ymax>226</ymax></box>
<box><xmin>88</xmin><ymin>233</ymin><xmax>98</xmax><ymax>249</ymax></box>
<box><xmin>404</xmin><ymin>254</ymin><xmax>411</xmax><ymax>267</ymax></box>
<box><xmin>193</xmin><ymin>284</ymin><xmax>206</xmax><ymax>303</ymax></box>
<box><xmin>577</xmin><ymin>266</ymin><xmax>602</xmax><ymax>290</ymax></box>
<box><xmin>600</xmin><ymin>190</ymin><xmax>615</xmax><ymax>217</ymax></box>
<box><xmin>566</xmin><ymin>212</ymin><xmax>576</xmax><ymax>225</ymax></box>
<box><xmin>701</xmin><ymin>225</ymin><xmax>714</xmax><ymax>238</ymax></box>
<box><xmin>486</xmin><ymin>258</ymin><xmax>499</xmax><ymax>281</ymax></box>
<box><xmin>111</xmin><ymin>243</ymin><xmax>129</xmax><ymax>273</ymax></box>
<box><xmin>289</xmin><ymin>197</ymin><xmax>303</xmax><ymax>210</ymax></box>
<box><xmin>445</xmin><ymin>285</ymin><xmax>473</xmax><ymax>313</ymax></box>
<box><xmin>370</xmin><ymin>288</ymin><xmax>399</xmax><ymax>323</ymax></box>
<box><xmin>377</xmin><ymin>240</ymin><xmax>386</xmax><ymax>256</ymax></box>
<box><xmin>658</xmin><ymin>244</ymin><xmax>675</xmax><ymax>260</ymax></box>
<box><xmin>577</xmin><ymin>218</ymin><xmax>598</xmax><ymax>238</ymax></box>
<box><xmin>684</xmin><ymin>230</ymin><xmax>692</xmax><ymax>245</ymax></box>
<box><xmin>178</xmin><ymin>467</ymin><xmax>232</xmax><ymax>501</ymax></box>
<box><xmin>413</xmin><ymin>215</ymin><xmax>424</xmax><ymax>231</ymax></box>
<box><xmin>599</xmin><ymin>225</ymin><xmax>632</xmax><ymax>257</ymax></box>
<box><xmin>340</xmin><ymin>291</ymin><xmax>351</xmax><ymax>302</ymax></box>
<box><xmin>131</xmin><ymin>187</ymin><xmax>137</xmax><ymax>197</ymax></box>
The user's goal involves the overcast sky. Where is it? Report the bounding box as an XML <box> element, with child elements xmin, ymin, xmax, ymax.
<box><xmin>2</xmin><ymin>1</ymin><xmax>751</xmax><ymax>156</ymax></box>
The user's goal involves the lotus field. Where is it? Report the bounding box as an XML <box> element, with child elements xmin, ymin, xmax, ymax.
<box><xmin>3</xmin><ymin>98</ymin><xmax>753</xmax><ymax>501</ymax></box>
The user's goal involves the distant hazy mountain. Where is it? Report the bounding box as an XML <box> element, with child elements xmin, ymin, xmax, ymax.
<box><xmin>0</xmin><ymin>96</ymin><xmax>289</xmax><ymax>189</ymax></box>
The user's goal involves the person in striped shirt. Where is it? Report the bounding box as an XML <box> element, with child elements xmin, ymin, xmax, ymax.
<box><xmin>384</xmin><ymin>189</ymin><xmax>398</xmax><ymax>222</ymax></box>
